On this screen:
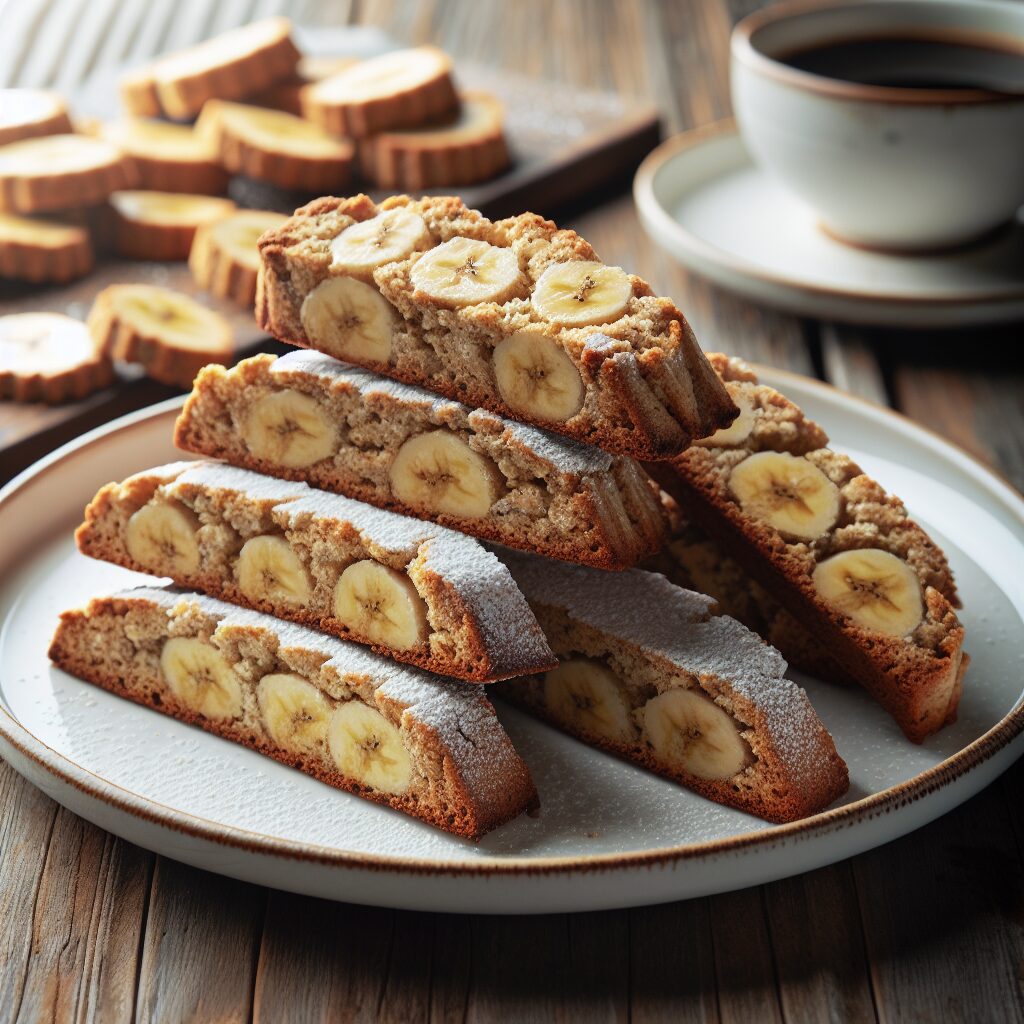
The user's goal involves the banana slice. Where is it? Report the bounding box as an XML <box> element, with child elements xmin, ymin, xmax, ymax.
<box><xmin>641</xmin><ymin>688</ymin><xmax>751</xmax><ymax>780</ymax></box>
<box><xmin>531</xmin><ymin>261</ymin><xmax>632</xmax><ymax>327</ymax></box>
<box><xmin>389</xmin><ymin>430</ymin><xmax>502</xmax><ymax>519</ymax></box>
<box><xmin>696</xmin><ymin>387</ymin><xmax>756</xmax><ymax>447</ymax></box>
<box><xmin>813</xmin><ymin>548</ymin><xmax>924</xmax><ymax>637</ymax></box>
<box><xmin>189</xmin><ymin>209</ymin><xmax>287</xmax><ymax>306</ymax></box>
<box><xmin>124</xmin><ymin>501</ymin><xmax>201</xmax><ymax>575</ymax></box>
<box><xmin>257</xmin><ymin>672</ymin><xmax>331</xmax><ymax>755</ymax></box>
<box><xmin>728</xmin><ymin>451</ymin><xmax>840</xmax><ymax>541</ymax></box>
<box><xmin>333</xmin><ymin>560</ymin><xmax>429</xmax><ymax>651</ymax></box>
<box><xmin>242</xmin><ymin>389</ymin><xmax>337</xmax><ymax>469</ymax></box>
<box><xmin>236</xmin><ymin>534</ymin><xmax>311</xmax><ymax>607</ymax></box>
<box><xmin>543</xmin><ymin>657</ymin><xmax>636</xmax><ymax>743</ymax></box>
<box><xmin>160</xmin><ymin>636</ymin><xmax>243</xmax><ymax>720</ymax></box>
<box><xmin>108</xmin><ymin>190</ymin><xmax>237</xmax><ymax>261</ymax></box>
<box><xmin>409</xmin><ymin>236</ymin><xmax>521</xmax><ymax>307</ymax></box>
<box><xmin>329</xmin><ymin>209</ymin><xmax>430</xmax><ymax>278</ymax></box>
<box><xmin>492</xmin><ymin>329</ymin><xmax>584</xmax><ymax>423</ymax></box>
<box><xmin>300</xmin><ymin>276</ymin><xmax>395</xmax><ymax>363</ymax></box>
<box><xmin>327</xmin><ymin>700</ymin><xmax>412</xmax><ymax>794</ymax></box>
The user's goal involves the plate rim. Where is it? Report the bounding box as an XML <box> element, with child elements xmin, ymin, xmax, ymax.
<box><xmin>632</xmin><ymin>118</ymin><xmax>1024</xmax><ymax>308</ymax></box>
<box><xmin>1</xmin><ymin>379</ymin><xmax>1022</xmax><ymax>877</ymax></box>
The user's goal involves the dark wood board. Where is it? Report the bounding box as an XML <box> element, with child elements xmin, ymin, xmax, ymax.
<box><xmin>1</xmin><ymin>64</ymin><xmax>659</xmax><ymax>482</ymax></box>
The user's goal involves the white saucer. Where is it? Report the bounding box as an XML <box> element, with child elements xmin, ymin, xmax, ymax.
<box><xmin>634</xmin><ymin>123</ymin><xmax>1024</xmax><ymax>328</ymax></box>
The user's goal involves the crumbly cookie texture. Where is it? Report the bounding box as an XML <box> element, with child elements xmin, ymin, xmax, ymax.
<box><xmin>124</xmin><ymin>17</ymin><xmax>301</xmax><ymax>121</ymax></box>
<box><xmin>0</xmin><ymin>313</ymin><xmax>113</xmax><ymax>403</ymax></box>
<box><xmin>173</xmin><ymin>350</ymin><xmax>669</xmax><ymax>570</ymax></box>
<box><xmin>646</xmin><ymin>353</ymin><xmax>966</xmax><ymax>744</ymax></box>
<box><xmin>256</xmin><ymin>194</ymin><xmax>736</xmax><ymax>460</ymax></box>
<box><xmin>48</xmin><ymin>586</ymin><xmax>537</xmax><ymax>839</ymax></box>
<box><xmin>494</xmin><ymin>552</ymin><xmax>849</xmax><ymax>823</ymax></box>
<box><xmin>0</xmin><ymin>212</ymin><xmax>94</xmax><ymax>284</ymax></box>
<box><xmin>77</xmin><ymin>460</ymin><xmax>555</xmax><ymax>682</ymax></box>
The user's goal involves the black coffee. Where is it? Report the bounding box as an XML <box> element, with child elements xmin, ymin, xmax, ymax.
<box><xmin>782</xmin><ymin>35</ymin><xmax>1024</xmax><ymax>93</ymax></box>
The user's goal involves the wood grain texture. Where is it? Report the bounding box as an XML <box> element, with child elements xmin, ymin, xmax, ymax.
<box><xmin>1</xmin><ymin>2</ymin><xmax>1023</xmax><ymax>1023</ymax></box>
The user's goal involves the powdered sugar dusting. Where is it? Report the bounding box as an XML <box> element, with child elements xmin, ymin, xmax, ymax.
<box><xmin>499</xmin><ymin>553</ymin><xmax>838</xmax><ymax>785</ymax></box>
<box><xmin>271</xmin><ymin>349</ymin><xmax>613</xmax><ymax>476</ymax></box>
<box><xmin>116</xmin><ymin>585</ymin><xmax>521</xmax><ymax>808</ymax></box>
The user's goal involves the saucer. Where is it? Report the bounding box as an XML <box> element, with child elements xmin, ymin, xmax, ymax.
<box><xmin>633</xmin><ymin>122</ymin><xmax>1024</xmax><ymax>328</ymax></box>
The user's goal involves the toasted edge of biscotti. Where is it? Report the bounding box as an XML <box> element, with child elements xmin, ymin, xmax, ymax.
<box><xmin>255</xmin><ymin>193</ymin><xmax>737</xmax><ymax>460</ymax></box>
<box><xmin>173</xmin><ymin>350</ymin><xmax>670</xmax><ymax>570</ymax></box>
<box><xmin>76</xmin><ymin>460</ymin><xmax>556</xmax><ymax>682</ymax></box>
<box><xmin>48</xmin><ymin>585</ymin><xmax>538</xmax><ymax>839</ymax></box>
<box><xmin>494</xmin><ymin>552</ymin><xmax>849</xmax><ymax>823</ymax></box>
<box><xmin>648</xmin><ymin>353</ymin><xmax>965</xmax><ymax>744</ymax></box>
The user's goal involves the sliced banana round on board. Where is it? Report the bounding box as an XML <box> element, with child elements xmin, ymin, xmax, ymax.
<box><xmin>330</xmin><ymin>208</ymin><xmax>431</xmax><ymax>278</ymax></box>
<box><xmin>333</xmin><ymin>559</ymin><xmax>429</xmax><ymax>651</ymax></box>
<box><xmin>257</xmin><ymin>672</ymin><xmax>331</xmax><ymax>756</ymax></box>
<box><xmin>728</xmin><ymin>451</ymin><xmax>840</xmax><ymax>541</ymax></box>
<box><xmin>327</xmin><ymin>700</ymin><xmax>412</xmax><ymax>795</ymax></box>
<box><xmin>160</xmin><ymin>637</ymin><xmax>243</xmax><ymax>720</ymax></box>
<box><xmin>389</xmin><ymin>430</ymin><xmax>503</xmax><ymax>519</ymax></box>
<box><xmin>641</xmin><ymin>688</ymin><xmax>751</xmax><ymax>780</ymax></box>
<box><xmin>531</xmin><ymin>260</ymin><xmax>632</xmax><ymax>327</ymax></box>
<box><xmin>812</xmin><ymin>547</ymin><xmax>924</xmax><ymax>637</ymax></box>
<box><xmin>543</xmin><ymin>657</ymin><xmax>636</xmax><ymax>744</ymax></box>
<box><xmin>300</xmin><ymin>276</ymin><xmax>395</xmax><ymax>363</ymax></box>
<box><xmin>409</xmin><ymin>236</ymin><xmax>521</xmax><ymax>307</ymax></box>
<box><xmin>125</xmin><ymin>501</ymin><xmax>201</xmax><ymax>575</ymax></box>
<box><xmin>492</xmin><ymin>330</ymin><xmax>584</xmax><ymax>423</ymax></box>
<box><xmin>236</xmin><ymin>534</ymin><xmax>311</xmax><ymax>607</ymax></box>
<box><xmin>242</xmin><ymin>389</ymin><xmax>337</xmax><ymax>469</ymax></box>
<box><xmin>696</xmin><ymin>387</ymin><xmax>756</xmax><ymax>447</ymax></box>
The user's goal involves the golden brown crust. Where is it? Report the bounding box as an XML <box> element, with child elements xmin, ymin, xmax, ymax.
<box><xmin>150</xmin><ymin>18</ymin><xmax>301</xmax><ymax>120</ymax></box>
<box><xmin>173</xmin><ymin>353</ymin><xmax>668</xmax><ymax>570</ymax></box>
<box><xmin>189</xmin><ymin>210</ymin><xmax>287</xmax><ymax>306</ymax></box>
<box><xmin>119</xmin><ymin>69</ymin><xmax>162</xmax><ymax>117</ymax></box>
<box><xmin>88</xmin><ymin>284</ymin><xmax>233</xmax><ymax>389</ymax></box>
<box><xmin>48</xmin><ymin>592</ymin><xmax>537</xmax><ymax>839</ymax></box>
<box><xmin>0</xmin><ymin>135</ymin><xmax>133</xmax><ymax>214</ymax></box>
<box><xmin>0</xmin><ymin>213</ymin><xmax>94</xmax><ymax>283</ymax></box>
<box><xmin>0</xmin><ymin>89</ymin><xmax>72</xmax><ymax>146</ymax></box>
<box><xmin>75</xmin><ymin>462</ymin><xmax>557</xmax><ymax>683</ymax></box>
<box><xmin>359</xmin><ymin>91</ymin><xmax>509</xmax><ymax>190</ymax></box>
<box><xmin>105</xmin><ymin>191</ymin><xmax>237</xmax><ymax>261</ymax></box>
<box><xmin>301</xmin><ymin>48</ymin><xmax>458</xmax><ymax>139</ymax></box>
<box><xmin>256</xmin><ymin>194</ymin><xmax>737</xmax><ymax>461</ymax></box>
<box><xmin>646</xmin><ymin>356</ymin><xmax>966</xmax><ymax>743</ymax></box>
<box><xmin>196</xmin><ymin>101</ymin><xmax>354</xmax><ymax>193</ymax></box>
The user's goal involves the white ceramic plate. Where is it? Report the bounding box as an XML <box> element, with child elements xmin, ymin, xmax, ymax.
<box><xmin>1</xmin><ymin>372</ymin><xmax>1022</xmax><ymax>914</ymax></box>
<box><xmin>633</xmin><ymin>122</ymin><xmax>1024</xmax><ymax>328</ymax></box>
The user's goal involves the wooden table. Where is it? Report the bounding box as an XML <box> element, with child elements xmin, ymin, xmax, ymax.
<box><xmin>2</xmin><ymin>2</ymin><xmax>1023</xmax><ymax>1020</ymax></box>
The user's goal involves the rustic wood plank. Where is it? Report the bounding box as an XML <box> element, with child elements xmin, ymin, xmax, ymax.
<box><xmin>853</xmin><ymin>784</ymin><xmax>1024</xmax><ymax>1023</ymax></box>
<box><xmin>629</xmin><ymin>899</ymin><xmax>717</xmax><ymax>1024</ymax></box>
<box><xmin>820</xmin><ymin>326</ymin><xmax>890</xmax><ymax>406</ymax></box>
<box><xmin>763</xmin><ymin>864</ymin><xmax>879</xmax><ymax>1024</ymax></box>
<box><xmin>11</xmin><ymin>808</ymin><xmax>151</xmax><ymax>1024</ymax></box>
<box><xmin>134</xmin><ymin>858</ymin><xmax>265</xmax><ymax>1023</ymax></box>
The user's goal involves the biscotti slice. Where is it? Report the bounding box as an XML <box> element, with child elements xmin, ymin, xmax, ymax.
<box><xmin>189</xmin><ymin>209</ymin><xmax>288</xmax><ymax>306</ymax></box>
<box><xmin>256</xmin><ymin>194</ymin><xmax>736</xmax><ymax>460</ymax></box>
<box><xmin>49</xmin><ymin>586</ymin><xmax>537</xmax><ymax>839</ymax></box>
<box><xmin>0</xmin><ymin>211</ymin><xmax>94</xmax><ymax>283</ymax></box>
<box><xmin>493</xmin><ymin>552</ymin><xmax>849</xmax><ymax>823</ymax></box>
<box><xmin>77</xmin><ymin>460</ymin><xmax>555</xmax><ymax>682</ymax></box>
<box><xmin>106</xmin><ymin>191</ymin><xmax>237</xmax><ymax>261</ymax></box>
<box><xmin>174</xmin><ymin>350</ymin><xmax>669</xmax><ymax>569</ymax></box>
<box><xmin>646</xmin><ymin>354</ymin><xmax>966</xmax><ymax>744</ymax></box>
<box><xmin>647</xmin><ymin>515</ymin><xmax>855</xmax><ymax>685</ymax></box>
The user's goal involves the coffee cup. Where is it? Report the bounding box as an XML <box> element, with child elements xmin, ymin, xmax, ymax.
<box><xmin>731</xmin><ymin>0</ymin><xmax>1024</xmax><ymax>251</ymax></box>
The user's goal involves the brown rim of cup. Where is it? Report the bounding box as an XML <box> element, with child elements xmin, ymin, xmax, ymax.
<box><xmin>731</xmin><ymin>0</ymin><xmax>1024</xmax><ymax>107</ymax></box>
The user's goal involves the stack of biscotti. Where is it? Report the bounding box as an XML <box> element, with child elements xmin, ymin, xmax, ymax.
<box><xmin>165</xmin><ymin>191</ymin><xmax>850</xmax><ymax>823</ymax></box>
<box><xmin>645</xmin><ymin>354</ymin><xmax>967</xmax><ymax>744</ymax></box>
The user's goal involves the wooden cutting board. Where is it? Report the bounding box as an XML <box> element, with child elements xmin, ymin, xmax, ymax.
<box><xmin>0</xmin><ymin>61</ymin><xmax>659</xmax><ymax>482</ymax></box>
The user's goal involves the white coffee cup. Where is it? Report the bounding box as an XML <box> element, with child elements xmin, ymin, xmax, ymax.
<box><xmin>731</xmin><ymin>0</ymin><xmax>1024</xmax><ymax>251</ymax></box>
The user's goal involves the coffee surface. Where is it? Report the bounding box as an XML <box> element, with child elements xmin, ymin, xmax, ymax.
<box><xmin>782</xmin><ymin>36</ymin><xmax>1024</xmax><ymax>93</ymax></box>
